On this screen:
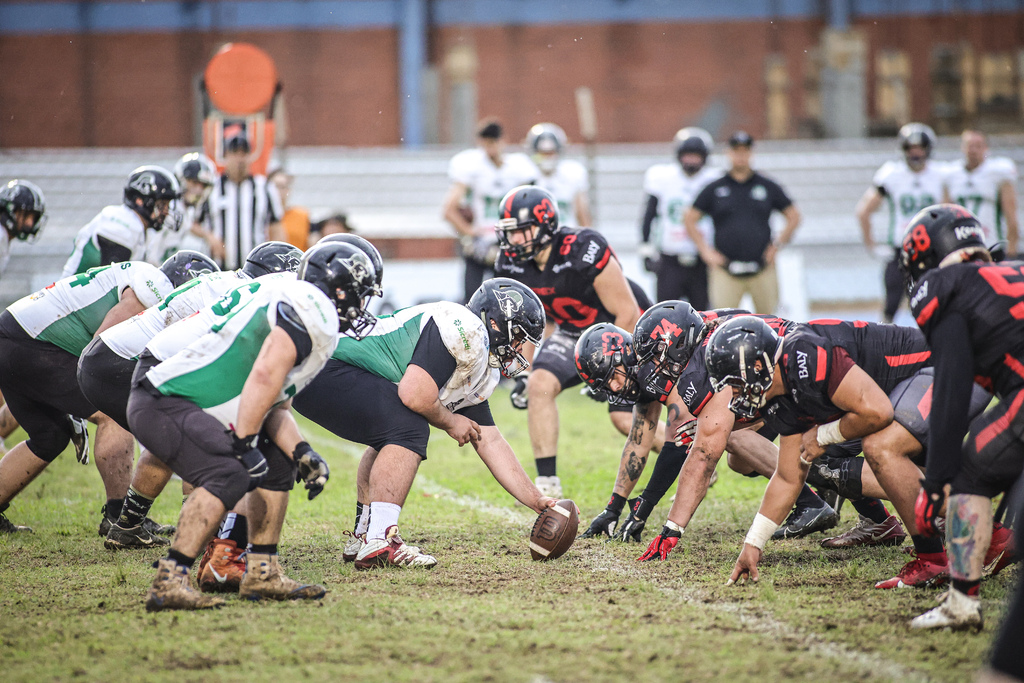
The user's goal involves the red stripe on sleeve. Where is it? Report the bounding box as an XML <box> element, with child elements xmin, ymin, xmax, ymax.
<box><xmin>692</xmin><ymin>391</ymin><xmax>713</xmax><ymax>416</ymax></box>
<box><xmin>595</xmin><ymin>248</ymin><xmax>611</xmax><ymax>270</ymax></box>
<box><xmin>915</xmin><ymin>298</ymin><xmax>939</xmax><ymax>326</ymax></box>
<box><xmin>815</xmin><ymin>346</ymin><xmax>827</xmax><ymax>382</ymax></box>
<box><xmin>976</xmin><ymin>389</ymin><xmax>1024</xmax><ymax>453</ymax></box>
<box><xmin>885</xmin><ymin>351</ymin><xmax>932</xmax><ymax>366</ymax></box>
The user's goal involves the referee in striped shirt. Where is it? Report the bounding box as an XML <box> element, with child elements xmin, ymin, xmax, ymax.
<box><xmin>197</xmin><ymin>135</ymin><xmax>285</xmax><ymax>269</ymax></box>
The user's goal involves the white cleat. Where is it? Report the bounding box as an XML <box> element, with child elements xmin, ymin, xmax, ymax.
<box><xmin>535</xmin><ymin>475</ymin><xmax>563</xmax><ymax>498</ymax></box>
<box><xmin>910</xmin><ymin>588</ymin><xmax>983</xmax><ymax>631</ymax></box>
<box><xmin>342</xmin><ymin>530</ymin><xmax>365</xmax><ymax>563</ymax></box>
<box><xmin>354</xmin><ymin>525</ymin><xmax>438</xmax><ymax>570</ymax></box>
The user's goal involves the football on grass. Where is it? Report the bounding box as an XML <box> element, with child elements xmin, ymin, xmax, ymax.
<box><xmin>530</xmin><ymin>499</ymin><xmax>578</xmax><ymax>561</ymax></box>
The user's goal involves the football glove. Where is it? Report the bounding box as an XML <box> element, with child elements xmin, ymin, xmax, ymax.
<box><xmin>294</xmin><ymin>441</ymin><xmax>330</xmax><ymax>500</ymax></box>
<box><xmin>580</xmin><ymin>508</ymin><xmax>620</xmax><ymax>539</ymax></box>
<box><xmin>230</xmin><ymin>432</ymin><xmax>268</xmax><ymax>491</ymax></box>
<box><xmin>510</xmin><ymin>374</ymin><xmax>529</xmax><ymax>410</ymax></box>
<box><xmin>639</xmin><ymin>242</ymin><xmax>658</xmax><ymax>273</ymax></box>
<box><xmin>611</xmin><ymin>497</ymin><xmax>655</xmax><ymax>543</ymax></box>
<box><xmin>637</xmin><ymin>522</ymin><xmax>683</xmax><ymax>561</ymax></box>
<box><xmin>674</xmin><ymin>418</ymin><xmax>698</xmax><ymax>449</ymax></box>
<box><xmin>914</xmin><ymin>478</ymin><xmax>946</xmax><ymax>537</ymax></box>
<box><xmin>580</xmin><ymin>385</ymin><xmax>609</xmax><ymax>403</ymax></box>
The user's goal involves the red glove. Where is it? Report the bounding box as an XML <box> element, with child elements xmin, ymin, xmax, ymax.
<box><xmin>637</xmin><ymin>524</ymin><xmax>682</xmax><ymax>562</ymax></box>
<box><xmin>674</xmin><ymin>419</ymin><xmax>698</xmax><ymax>449</ymax></box>
<box><xmin>914</xmin><ymin>479</ymin><xmax>946</xmax><ymax>537</ymax></box>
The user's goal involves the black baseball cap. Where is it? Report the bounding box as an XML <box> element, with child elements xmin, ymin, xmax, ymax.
<box><xmin>476</xmin><ymin>118</ymin><xmax>504</xmax><ymax>140</ymax></box>
<box><xmin>728</xmin><ymin>131</ymin><xmax>754</xmax><ymax>148</ymax></box>
<box><xmin>225</xmin><ymin>134</ymin><xmax>251</xmax><ymax>154</ymax></box>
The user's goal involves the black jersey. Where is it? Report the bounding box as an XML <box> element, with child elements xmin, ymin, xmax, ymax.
<box><xmin>911</xmin><ymin>261</ymin><xmax>1024</xmax><ymax>398</ymax></box>
<box><xmin>765</xmin><ymin>321</ymin><xmax>931</xmax><ymax>436</ymax></box>
<box><xmin>495</xmin><ymin>227</ymin><xmax>646</xmax><ymax>334</ymax></box>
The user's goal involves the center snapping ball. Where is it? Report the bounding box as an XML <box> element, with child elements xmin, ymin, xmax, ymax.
<box><xmin>530</xmin><ymin>499</ymin><xmax>578</xmax><ymax>561</ymax></box>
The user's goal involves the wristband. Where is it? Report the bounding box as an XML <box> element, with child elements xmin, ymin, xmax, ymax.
<box><xmin>293</xmin><ymin>441</ymin><xmax>314</xmax><ymax>459</ymax></box>
<box><xmin>665</xmin><ymin>519</ymin><xmax>683</xmax><ymax>534</ymax></box>
<box><xmin>815</xmin><ymin>419</ymin><xmax>844</xmax><ymax>447</ymax></box>
<box><xmin>743</xmin><ymin>513</ymin><xmax>777</xmax><ymax>550</ymax></box>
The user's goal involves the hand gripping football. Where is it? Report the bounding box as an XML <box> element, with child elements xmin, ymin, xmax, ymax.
<box><xmin>530</xmin><ymin>499</ymin><xmax>579</xmax><ymax>561</ymax></box>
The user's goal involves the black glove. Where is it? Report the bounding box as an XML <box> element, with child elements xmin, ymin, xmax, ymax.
<box><xmin>231</xmin><ymin>432</ymin><xmax>268</xmax><ymax>491</ymax></box>
<box><xmin>580</xmin><ymin>385</ymin><xmax>609</xmax><ymax>403</ymax></box>
<box><xmin>611</xmin><ymin>497</ymin><xmax>655</xmax><ymax>543</ymax></box>
<box><xmin>510</xmin><ymin>375</ymin><xmax>529</xmax><ymax>410</ymax></box>
<box><xmin>294</xmin><ymin>441</ymin><xmax>330</xmax><ymax>500</ymax></box>
<box><xmin>580</xmin><ymin>508</ymin><xmax>620</xmax><ymax>539</ymax></box>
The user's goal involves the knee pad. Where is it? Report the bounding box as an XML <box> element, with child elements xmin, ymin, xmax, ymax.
<box><xmin>26</xmin><ymin>431</ymin><xmax>71</xmax><ymax>463</ymax></box>
<box><xmin>205</xmin><ymin>468</ymin><xmax>250</xmax><ymax>511</ymax></box>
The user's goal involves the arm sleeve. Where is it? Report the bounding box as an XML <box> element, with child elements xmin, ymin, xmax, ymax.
<box><xmin>275</xmin><ymin>302</ymin><xmax>313</xmax><ymax>366</ymax></box>
<box><xmin>641</xmin><ymin>194</ymin><xmax>659</xmax><ymax>244</ymax></box>
<box><xmin>456</xmin><ymin>400</ymin><xmax>495</xmax><ymax>427</ymax></box>
<box><xmin>409</xmin><ymin>318</ymin><xmax>458</xmax><ymax>390</ymax></box>
<box><xmin>924</xmin><ymin>311</ymin><xmax>975</xmax><ymax>485</ymax></box>
<box><xmin>97</xmin><ymin>235</ymin><xmax>132</xmax><ymax>266</ymax></box>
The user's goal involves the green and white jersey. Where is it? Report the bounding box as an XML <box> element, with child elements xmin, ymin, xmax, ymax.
<box><xmin>332</xmin><ymin>301</ymin><xmax>500</xmax><ymax>411</ymax></box>
<box><xmin>448</xmin><ymin>148</ymin><xmax>538</xmax><ymax>231</ymax></box>
<box><xmin>944</xmin><ymin>156</ymin><xmax>1018</xmax><ymax>242</ymax></box>
<box><xmin>144</xmin><ymin>272</ymin><xmax>294</xmax><ymax>362</ymax></box>
<box><xmin>145</xmin><ymin>277</ymin><xmax>338</xmax><ymax>429</ymax></box>
<box><xmin>100</xmin><ymin>270</ymin><xmax>248</xmax><ymax>360</ymax></box>
<box><xmin>536</xmin><ymin>159</ymin><xmax>590</xmax><ymax>227</ymax></box>
<box><xmin>7</xmin><ymin>261</ymin><xmax>172</xmax><ymax>357</ymax></box>
<box><xmin>62</xmin><ymin>205</ymin><xmax>149</xmax><ymax>277</ymax></box>
<box><xmin>642</xmin><ymin>163</ymin><xmax>723</xmax><ymax>256</ymax></box>
<box><xmin>872</xmin><ymin>160</ymin><xmax>948</xmax><ymax>246</ymax></box>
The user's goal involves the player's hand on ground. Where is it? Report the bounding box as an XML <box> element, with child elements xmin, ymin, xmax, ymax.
<box><xmin>446</xmin><ymin>414</ymin><xmax>481</xmax><ymax>447</ymax></box>
<box><xmin>580</xmin><ymin>385</ymin><xmax>608</xmax><ymax>403</ymax></box>
<box><xmin>580</xmin><ymin>508</ymin><xmax>619</xmax><ymax>539</ymax></box>
<box><xmin>637</xmin><ymin>524</ymin><xmax>682</xmax><ymax>561</ymax></box>
<box><xmin>727</xmin><ymin>544</ymin><xmax>762</xmax><ymax>586</ymax></box>
<box><xmin>510</xmin><ymin>375</ymin><xmax>529</xmax><ymax>410</ymax></box>
<box><xmin>674</xmin><ymin>418</ymin><xmax>698</xmax><ymax>449</ymax></box>
<box><xmin>798</xmin><ymin>427</ymin><xmax>825</xmax><ymax>466</ymax></box>
<box><xmin>612</xmin><ymin>513</ymin><xmax>645</xmax><ymax>543</ymax></box>
<box><xmin>914</xmin><ymin>479</ymin><xmax>946</xmax><ymax>537</ymax></box>
<box><xmin>294</xmin><ymin>442</ymin><xmax>330</xmax><ymax>500</ymax></box>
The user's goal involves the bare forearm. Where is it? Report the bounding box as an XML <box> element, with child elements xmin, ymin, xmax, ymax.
<box><xmin>475</xmin><ymin>426</ymin><xmax>546</xmax><ymax>512</ymax></box>
<box><xmin>613</xmin><ymin>407</ymin><xmax>659</xmax><ymax>496</ymax></box>
<box><xmin>666</xmin><ymin>444</ymin><xmax>719</xmax><ymax>528</ymax></box>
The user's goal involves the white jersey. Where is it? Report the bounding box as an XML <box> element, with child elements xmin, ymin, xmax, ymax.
<box><xmin>100</xmin><ymin>270</ymin><xmax>249</xmax><ymax>360</ymax></box>
<box><xmin>535</xmin><ymin>159</ymin><xmax>589</xmax><ymax>227</ymax></box>
<box><xmin>872</xmin><ymin>160</ymin><xmax>948</xmax><ymax>246</ymax></box>
<box><xmin>62</xmin><ymin>205</ymin><xmax>150</xmax><ymax>277</ymax></box>
<box><xmin>944</xmin><ymin>156</ymin><xmax>1018</xmax><ymax>242</ymax></box>
<box><xmin>145</xmin><ymin>277</ymin><xmax>338</xmax><ymax>429</ymax></box>
<box><xmin>643</xmin><ymin>163</ymin><xmax>723</xmax><ymax>255</ymax></box>
<box><xmin>448</xmin><ymin>148</ymin><xmax>538</xmax><ymax>231</ymax></box>
<box><xmin>144</xmin><ymin>198</ymin><xmax>189</xmax><ymax>265</ymax></box>
<box><xmin>0</xmin><ymin>229</ymin><xmax>10</xmax><ymax>276</ymax></box>
<box><xmin>331</xmin><ymin>301</ymin><xmax>499</xmax><ymax>412</ymax></box>
<box><xmin>8</xmin><ymin>261</ymin><xmax>172</xmax><ymax>357</ymax></box>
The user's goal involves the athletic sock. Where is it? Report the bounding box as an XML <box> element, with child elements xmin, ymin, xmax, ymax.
<box><xmin>367</xmin><ymin>502</ymin><xmax>401</xmax><ymax>541</ymax></box>
<box><xmin>167</xmin><ymin>548</ymin><xmax>196</xmax><ymax>569</ymax></box>
<box><xmin>104</xmin><ymin>498</ymin><xmax>121</xmax><ymax>521</ymax></box>
<box><xmin>851</xmin><ymin>497</ymin><xmax>890</xmax><ymax>524</ymax></box>
<box><xmin>911</xmin><ymin>534</ymin><xmax>945</xmax><ymax>556</ymax></box>
<box><xmin>353</xmin><ymin>502</ymin><xmax>364</xmax><ymax>533</ymax></box>
<box><xmin>119</xmin><ymin>486</ymin><xmax>154</xmax><ymax>528</ymax></box>
<box><xmin>249</xmin><ymin>543</ymin><xmax>277</xmax><ymax>555</ymax></box>
<box><xmin>355</xmin><ymin>502</ymin><xmax>370</xmax><ymax>536</ymax></box>
<box><xmin>639</xmin><ymin>442</ymin><xmax>687</xmax><ymax>505</ymax></box>
<box><xmin>952</xmin><ymin>578</ymin><xmax>981</xmax><ymax>597</ymax></box>
<box><xmin>536</xmin><ymin>456</ymin><xmax>557</xmax><ymax>478</ymax></box>
<box><xmin>796</xmin><ymin>485</ymin><xmax>824</xmax><ymax>509</ymax></box>
<box><xmin>218</xmin><ymin>512</ymin><xmax>249</xmax><ymax>547</ymax></box>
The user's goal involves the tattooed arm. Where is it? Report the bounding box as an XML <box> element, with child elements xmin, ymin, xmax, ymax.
<box><xmin>611</xmin><ymin>400</ymin><xmax>664</xmax><ymax>498</ymax></box>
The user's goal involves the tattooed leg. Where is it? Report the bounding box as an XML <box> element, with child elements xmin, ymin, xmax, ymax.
<box><xmin>947</xmin><ymin>493</ymin><xmax>992</xmax><ymax>582</ymax></box>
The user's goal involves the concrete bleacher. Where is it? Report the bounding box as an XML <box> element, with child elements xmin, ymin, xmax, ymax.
<box><xmin>2</xmin><ymin>136</ymin><xmax>1022</xmax><ymax>313</ymax></box>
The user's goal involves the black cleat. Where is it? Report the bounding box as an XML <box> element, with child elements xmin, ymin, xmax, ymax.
<box><xmin>104</xmin><ymin>522</ymin><xmax>170</xmax><ymax>550</ymax></box>
<box><xmin>772</xmin><ymin>500</ymin><xmax>839</xmax><ymax>540</ymax></box>
<box><xmin>0</xmin><ymin>512</ymin><xmax>32</xmax><ymax>534</ymax></box>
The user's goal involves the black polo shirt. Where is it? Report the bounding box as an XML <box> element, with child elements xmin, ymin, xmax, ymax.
<box><xmin>692</xmin><ymin>171</ymin><xmax>792</xmax><ymax>263</ymax></box>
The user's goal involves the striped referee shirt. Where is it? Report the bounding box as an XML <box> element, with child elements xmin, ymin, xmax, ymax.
<box><xmin>203</xmin><ymin>173</ymin><xmax>283</xmax><ymax>270</ymax></box>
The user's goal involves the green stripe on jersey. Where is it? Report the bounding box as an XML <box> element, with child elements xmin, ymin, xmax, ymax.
<box><xmin>332</xmin><ymin>312</ymin><xmax>424</xmax><ymax>383</ymax></box>
<box><xmin>35</xmin><ymin>289</ymin><xmax>120</xmax><ymax>356</ymax></box>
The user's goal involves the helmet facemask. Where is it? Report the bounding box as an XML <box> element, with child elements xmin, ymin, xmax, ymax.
<box><xmin>710</xmin><ymin>345</ymin><xmax>777</xmax><ymax>420</ymax></box>
<box><xmin>487</xmin><ymin>314</ymin><xmax>541</xmax><ymax>379</ymax></box>
<box><xmin>497</xmin><ymin>220</ymin><xmax>549</xmax><ymax>263</ymax></box>
<box><xmin>638</xmin><ymin>338</ymin><xmax>692</xmax><ymax>401</ymax></box>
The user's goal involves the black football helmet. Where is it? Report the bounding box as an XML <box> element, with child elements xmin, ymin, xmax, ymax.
<box><xmin>574</xmin><ymin>323</ymin><xmax>640</xmax><ymax>406</ymax></box>
<box><xmin>495</xmin><ymin>185</ymin><xmax>559</xmax><ymax>263</ymax></box>
<box><xmin>316</xmin><ymin>233</ymin><xmax>384</xmax><ymax>297</ymax></box>
<box><xmin>173</xmin><ymin>152</ymin><xmax>217</xmax><ymax>207</ymax></box>
<box><xmin>0</xmin><ymin>179</ymin><xmax>47</xmax><ymax>242</ymax></box>
<box><xmin>467</xmin><ymin>277</ymin><xmax>545</xmax><ymax>378</ymax></box>
<box><xmin>160</xmin><ymin>250</ymin><xmax>220</xmax><ymax>288</ymax></box>
<box><xmin>297</xmin><ymin>242</ymin><xmax>378</xmax><ymax>339</ymax></box>
<box><xmin>124</xmin><ymin>166</ymin><xmax>180</xmax><ymax>229</ymax></box>
<box><xmin>898</xmin><ymin>123</ymin><xmax>935</xmax><ymax>169</ymax></box>
<box><xmin>704</xmin><ymin>316</ymin><xmax>781</xmax><ymax>420</ymax></box>
<box><xmin>899</xmin><ymin>203</ymin><xmax>989</xmax><ymax>292</ymax></box>
<box><xmin>632</xmin><ymin>301</ymin><xmax>705</xmax><ymax>400</ymax></box>
<box><xmin>674</xmin><ymin>127</ymin><xmax>714</xmax><ymax>173</ymax></box>
<box><xmin>526</xmin><ymin>123</ymin><xmax>567</xmax><ymax>174</ymax></box>
<box><xmin>242</xmin><ymin>241</ymin><xmax>303</xmax><ymax>278</ymax></box>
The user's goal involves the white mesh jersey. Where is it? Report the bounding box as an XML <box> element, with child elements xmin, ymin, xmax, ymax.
<box><xmin>448</xmin><ymin>149</ymin><xmax>538</xmax><ymax>230</ymax></box>
<box><xmin>100</xmin><ymin>270</ymin><xmax>249</xmax><ymax>360</ymax></box>
<box><xmin>7</xmin><ymin>261</ymin><xmax>172</xmax><ymax>357</ymax></box>
<box><xmin>145</xmin><ymin>277</ymin><xmax>338</xmax><ymax>429</ymax></box>
<box><xmin>535</xmin><ymin>159</ymin><xmax>589</xmax><ymax>227</ymax></box>
<box><xmin>872</xmin><ymin>160</ymin><xmax>949</xmax><ymax>246</ymax></box>
<box><xmin>62</xmin><ymin>205</ymin><xmax>149</xmax><ymax>277</ymax></box>
<box><xmin>943</xmin><ymin>156</ymin><xmax>1018</xmax><ymax>242</ymax></box>
<box><xmin>643</xmin><ymin>163</ymin><xmax>723</xmax><ymax>255</ymax></box>
<box><xmin>331</xmin><ymin>301</ymin><xmax>500</xmax><ymax>412</ymax></box>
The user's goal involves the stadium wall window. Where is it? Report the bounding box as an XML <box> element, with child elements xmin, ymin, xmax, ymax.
<box><xmin>930</xmin><ymin>44</ymin><xmax>964</xmax><ymax>134</ymax></box>
<box><xmin>874</xmin><ymin>49</ymin><xmax>911</xmax><ymax>135</ymax></box>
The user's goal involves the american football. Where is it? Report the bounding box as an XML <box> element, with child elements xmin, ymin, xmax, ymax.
<box><xmin>530</xmin><ymin>499</ymin><xmax>579</xmax><ymax>560</ymax></box>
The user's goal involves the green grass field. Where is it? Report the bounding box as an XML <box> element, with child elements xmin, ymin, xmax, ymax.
<box><xmin>0</xmin><ymin>389</ymin><xmax>1017</xmax><ymax>682</ymax></box>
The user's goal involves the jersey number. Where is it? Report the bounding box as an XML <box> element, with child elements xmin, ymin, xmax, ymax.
<box><xmin>899</xmin><ymin>193</ymin><xmax>936</xmax><ymax>217</ymax></box>
<box><xmin>979</xmin><ymin>265</ymin><xmax>1024</xmax><ymax>320</ymax></box>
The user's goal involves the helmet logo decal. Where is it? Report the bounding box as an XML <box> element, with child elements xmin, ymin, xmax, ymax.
<box><xmin>533</xmin><ymin>198</ymin><xmax>555</xmax><ymax>224</ymax></box>
<box><xmin>129</xmin><ymin>173</ymin><xmax>156</xmax><ymax>193</ymax></box>
<box><xmin>494</xmin><ymin>288</ymin><xmax>523</xmax><ymax>317</ymax></box>
<box><xmin>601</xmin><ymin>330</ymin><xmax>624</xmax><ymax>356</ymax></box>
<box><xmin>276</xmin><ymin>251</ymin><xmax>302</xmax><ymax>270</ymax></box>
<box><xmin>650</xmin><ymin>319</ymin><xmax>682</xmax><ymax>341</ymax></box>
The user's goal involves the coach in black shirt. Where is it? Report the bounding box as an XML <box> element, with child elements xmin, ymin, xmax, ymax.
<box><xmin>684</xmin><ymin>131</ymin><xmax>800</xmax><ymax>313</ymax></box>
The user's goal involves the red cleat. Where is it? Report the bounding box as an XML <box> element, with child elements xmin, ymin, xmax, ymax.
<box><xmin>984</xmin><ymin>524</ymin><xmax>1017</xmax><ymax>577</ymax></box>
<box><xmin>875</xmin><ymin>552</ymin><xmax>948</xmax><ymax>589</ymax></box>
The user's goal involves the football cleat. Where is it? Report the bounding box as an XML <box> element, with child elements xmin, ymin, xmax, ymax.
<box><xmin>145</xmin><ymin>558</ymin><xmax>225</xmax><ymax>612</ymax></box>
<box><xmin>874</xmin><ymin>552</ymin><xmax>948</xmax><ymax>589</ymax></box>
<box><xmin>983</xmin><ymin>524</ymin><xmax>1017</xmax><ymax>577</ymax></box>
<box><xmin>910</xmin><ymin>588</ymin><xmax>983</xmax><ymax>631</ymax></box>
<box><xmin>198</xmin><ymin>538</ymin><xmax>246</xmax><ymax>593</ymax></box>
<box><xmin>354</xmin><ymin>525</ymin><xmax>438</xmax><ymax>570</ymax></box>
<box><xmin>535</xmin><ymin>475</ymin><xmax>563</xmax><ymax>498</ymax></box>
<box><xmin>820</xmin><ymin>514</ymin><xmax>906</xmax><ymax>549</ymax></box>
<box><xmin>771</xmin><ymin>499</ymin><xmax>839</xmax><ymax>540</ymax></box>
<box><xmin>99</xmin><ymin>504</ymin><xmax>174</xmax><ymax>538</ymax></box>
<box><xmin>69</xmin><ymin>415</ymin><xmax>89</xmax><ymax>465</ymax></box>
<box><xmin>342</xmin><ymin>530</ymin><xmax>365</xmax><ymax>562</ymax></box>
<box><xmin>104</xmin><ymin>522</ymin><xmax>170</xmax><ymax>550</ymax></box>
<box><xmin>239</xmin><ymin>553</ymin><xmax>326</xmax><ymax>601</ymax></box>
<box><xmin>0</xmin><ymin>512</ymin><xmax>32</xmax><ymax>534</ymax></box>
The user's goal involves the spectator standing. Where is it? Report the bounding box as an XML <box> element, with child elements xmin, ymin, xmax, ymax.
<box><xmin>685</xmin><ymin>131</ymin><xmax>800</xmax><ymax>313</ymax></box>
<box><xmin>269</xmin><ymin>168</ymin><xmax>311</xmax><ymax>250</ymax></box>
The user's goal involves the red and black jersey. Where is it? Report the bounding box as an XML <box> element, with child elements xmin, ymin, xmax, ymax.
<box><xmin>495</xmin><ymin>227</ymin><xmax>648</xmax><ymax>333</ymax></box>
<box><xmin>765</xmin><ymin>321</ymin><xmax>931</xmax><ymax>436</ymax></box>
<box><xmin>910</xmin><ymin>261</ymin><xmax>1024</xmax><ymax>398</ymax></box>
<box><xmin>674</xmin><ymin>311</ymin><xmax>797</xmax><ymax>419</ymax></box>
